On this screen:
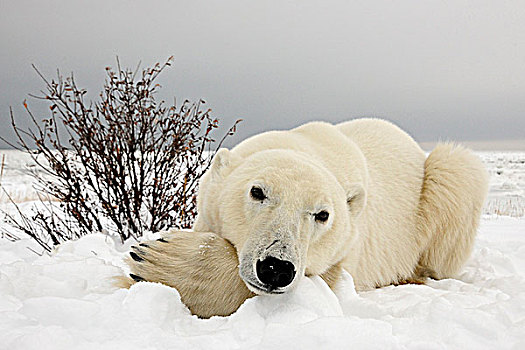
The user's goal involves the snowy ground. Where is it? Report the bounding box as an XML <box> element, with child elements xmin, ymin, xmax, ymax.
<box><xmin>0</xmin><ymin>150</ymin><xmax>524</xmax><ymax>349</ymax></box>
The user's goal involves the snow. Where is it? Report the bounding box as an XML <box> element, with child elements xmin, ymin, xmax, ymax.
<box><xmin>1</xmin><ymin>151</ymin><xmax>525</xmax><ymax>349</ymax></box>
<box><xmin>480</xmin><ymin>152</ymin><xmax>525</xmax><ymax>217</ymax></box>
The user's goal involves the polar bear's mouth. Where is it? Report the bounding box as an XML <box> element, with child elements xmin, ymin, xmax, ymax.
<box><xmin>244</xmin><ymin>280</ymin><xmax>286</xmax><ymax>295</ymax></box>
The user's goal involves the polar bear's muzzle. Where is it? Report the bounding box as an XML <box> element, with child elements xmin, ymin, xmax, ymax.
<box><xmin>239</xmin><ymin>235</ymin><xmax>302</xmax><ymax>294</ymax></box>
<box><xmin>240</xmin><ymin>253</ymin><xmax>299</xmax><ymax>295</ymax></box>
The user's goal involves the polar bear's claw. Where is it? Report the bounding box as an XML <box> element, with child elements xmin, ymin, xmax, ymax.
<box><xmin>129</xmin><ymin>273</ymin><xmax>145</xmax><ymax>282</ymax></box>
<box><xmin>129</xmin><ymin>251</ymin><xmax>144</xmax><ymax>262</ymax></box>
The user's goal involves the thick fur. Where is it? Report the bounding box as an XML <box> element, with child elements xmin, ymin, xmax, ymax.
<box><xmin>115</xmin><ymin>230</ymin><xmax>254</xmax><ymax>318</ymax></box>
<box><xmin>416</xmin><ymin>143</ymin><xmax>488</xmax><ymax>280</ymax></box>
<box><xmin>121</xmin><ymin>118</ymin><xmax>488</xmax><ymax>317</ymax></box>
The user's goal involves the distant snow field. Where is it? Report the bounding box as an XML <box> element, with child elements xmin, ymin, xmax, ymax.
<box><xmin>0</xmin><ymin>150</ymin><xmax>524</xmax><ymax>349</ymax></box>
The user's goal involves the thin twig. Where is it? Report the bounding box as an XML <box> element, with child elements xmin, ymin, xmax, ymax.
<box><xmin>0</xmin><ymin>153</ymin><xmax>5</xmax><ymax>186</ymax></box>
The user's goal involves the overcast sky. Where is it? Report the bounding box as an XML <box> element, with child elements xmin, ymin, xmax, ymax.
<box><xmin>1</xmin><ymin>0</ymin><xmax>524</xmax><ymax>147</ymax></box>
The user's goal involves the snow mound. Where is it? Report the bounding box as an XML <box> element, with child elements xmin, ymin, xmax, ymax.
<box><xmin>1</xmin><ymin>218</ymin><xmax>524</xmax><ymax>350</ymax></box>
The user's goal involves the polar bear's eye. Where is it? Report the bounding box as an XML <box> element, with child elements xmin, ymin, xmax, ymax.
<box><xmin>314</xmin><ymin>211</ymin><xmax>329</xmax><ymax>223</ymax></box>
<box><xmin>250</xmin><ymin>186</ymin><xmax>266</xmax><ymax>201</ymax></box>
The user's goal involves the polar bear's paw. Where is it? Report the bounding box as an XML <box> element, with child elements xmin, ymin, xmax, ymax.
<box><xmin>116</xmin><ymin>230</ymin><xmax>254</xmax><ymax>318</ymax></box>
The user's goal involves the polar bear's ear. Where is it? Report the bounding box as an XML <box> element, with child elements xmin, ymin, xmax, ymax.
<box><xmin>346</xmin><ymin>184</ymin><xmax>366</xmax><ymax>217</ymax></box>
<box><xmin>210</xmin><ymin>148</ymin><xmax>235</xmax><ymax>179</ymax></box>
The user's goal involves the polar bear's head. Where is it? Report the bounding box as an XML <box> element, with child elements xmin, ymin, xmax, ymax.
<box><xmin>199</xmin><ymin>148</ymin><xmax>366</xmax><ymax>295</ymax></box>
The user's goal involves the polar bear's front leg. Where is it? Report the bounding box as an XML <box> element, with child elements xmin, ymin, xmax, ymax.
<box><xmin>319</xmin><ymin>261</ymin><xmax>343</xmax><ymax>289</ymax></box>
<box><xmin>118</xmin><ymin>230</ymin><xmax>255</xmax><ymax>318</ymax></box>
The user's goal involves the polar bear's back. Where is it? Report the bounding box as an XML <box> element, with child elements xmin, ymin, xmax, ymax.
<box><xmin>337</xmin><ymin>119</ymin><xmax>427</xmax><ymax>288</ymax></box>
<box><xmin>336</xmin><ymin>118</ymin><xmax>426</xmax><ymax>190</ymax></box>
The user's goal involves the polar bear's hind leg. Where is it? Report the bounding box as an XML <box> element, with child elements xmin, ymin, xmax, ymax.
<box><xmin>415</xmin><ymin>143</ymin><xmax>488</xmax><ymax>280</ymax></box>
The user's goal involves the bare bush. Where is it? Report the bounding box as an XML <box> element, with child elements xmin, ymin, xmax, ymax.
<box><xmin>1</xmin><ymin>57</ymin><xmax>240</xmax><ymax>251</ymax></box>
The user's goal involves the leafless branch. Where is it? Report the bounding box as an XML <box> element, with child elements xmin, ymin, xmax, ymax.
<box><xmin>1</xmin><ymin>57</ymin><xmax>241</xmax><ymax>250</ymax></box>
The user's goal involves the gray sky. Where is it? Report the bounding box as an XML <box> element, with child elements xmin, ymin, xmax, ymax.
<box><xmin>1</xmin><ymin>0</ymin><xmax>525</xmax><ymax>148</ymax></box>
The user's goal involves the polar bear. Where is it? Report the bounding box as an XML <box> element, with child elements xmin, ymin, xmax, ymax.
<box><xmin>118</xmin><ymin>118</ymin><xmax>488</xmax><ymax>318</ymax></box>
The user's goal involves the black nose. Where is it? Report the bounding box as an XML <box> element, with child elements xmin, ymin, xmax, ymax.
<box><xmin>256</xmin><ymin>256</ymin><xmax>296</xmax><ymax>288</ymax></box>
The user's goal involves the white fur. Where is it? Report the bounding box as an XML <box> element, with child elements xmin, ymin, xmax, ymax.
<box><xmin>122</xmin><ymin>118</ymin><xmax>489</xmax><ymax>317</ymax></box>
<box><xmin>194</xmin><ymin>118</ymin><xmax>488</xmax><ymax>291</ymax></box>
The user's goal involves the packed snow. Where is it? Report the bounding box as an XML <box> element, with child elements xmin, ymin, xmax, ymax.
<box><xmin>0</xmin><ymin>150</ymin><xmax>524</xmax><ymax>349</ymax></box>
